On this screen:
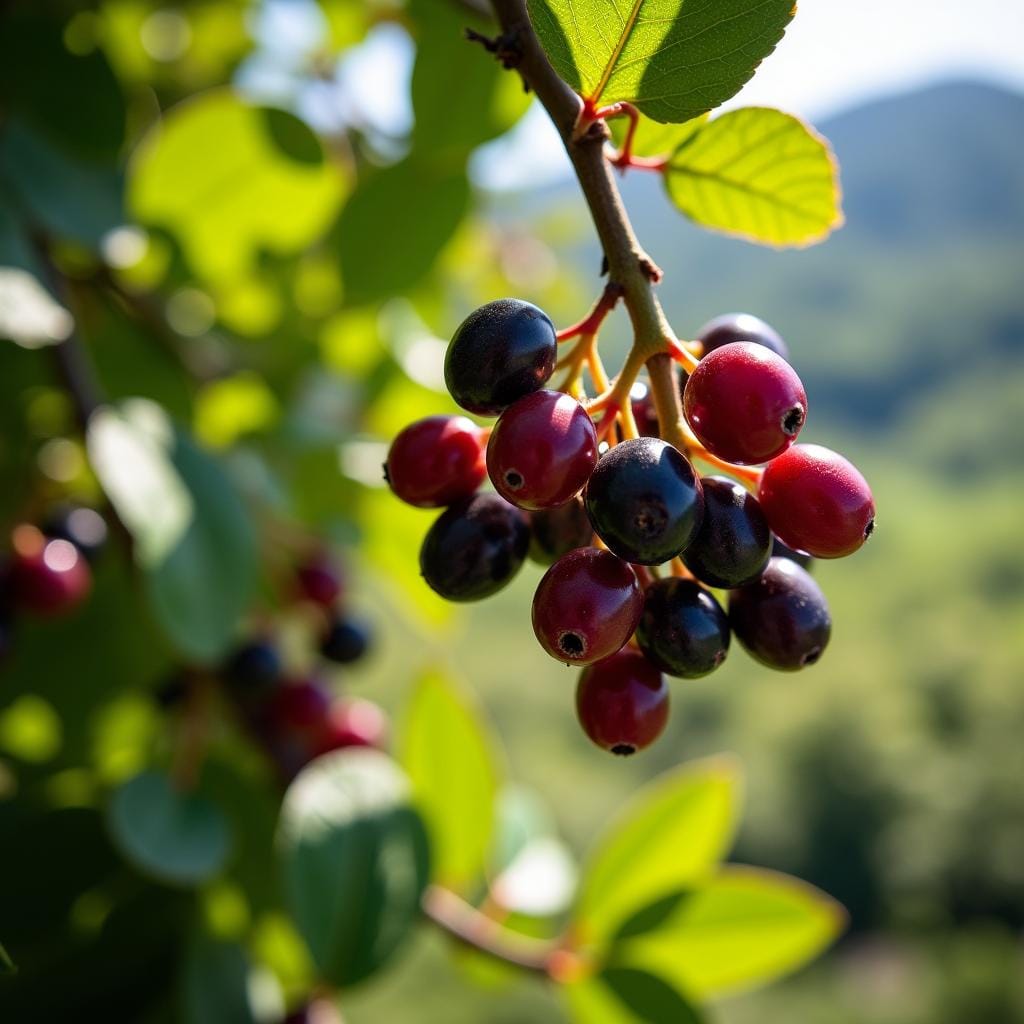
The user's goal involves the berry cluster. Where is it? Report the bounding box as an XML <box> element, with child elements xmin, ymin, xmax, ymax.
<box><xmin>0</xmin><ymin>506</ymin><xmax>106</xmax><ymax>657</ymax></box>
<box><xmin>157</xmin><ymin>551</ymin><xmax>384</xmax><ymax>782</ymax></box>
<box><xmin>387</xmin><ymin>301</ymin><xmax>874</xmax><ymax>757</ymax></box>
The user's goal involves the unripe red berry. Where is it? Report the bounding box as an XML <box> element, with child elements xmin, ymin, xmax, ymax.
<box><xmin>532</xmin><ymin>547</ymin><xmax>642</xmax><ymax>665</ymax></box>
<box><xmin>295</xmin><ymin>552</ymin><xmax>344</xmax><ymax>608</ymax></box>
<box><xmin>758</xmin><ymin>444</ymin><xmax>875</xmax><ymax>558</ymax></box>
<box><xmin>385</xmin><ymin>415</ymin><xmax>487</xmax><ymax>508</ymax></box>
<box><xmin>314</xmin><ymin>698</ymin><xmax>389</xmax><ymax>754</ymax></box>
<box><xmin>7</xmin><ymin>525</ymin><xmax>91</xmax><ymax>617</ymax></box>
<box><xmin>575</xmin><ymin>649</ymin><xmax>669</xmax><ymax>756</ymax></box>
<box><xmin>487</xmin><ymin>390</ymin><xmax>598</xmax><ymax>511</ymax></box>
<box><xmin>683</xmin><ymin>342</ymin><xmax>807</xmax><ymax>464</ymax></box>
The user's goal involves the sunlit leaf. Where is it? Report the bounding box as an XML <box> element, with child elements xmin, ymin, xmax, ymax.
<box><xmin>663</xmin><ymin>107</ymin><xmax>843</xmax><ymax>247</ymax></box>
<box><xmin>563</xmin><ymin>969</ymin><xmax>705</xmax><ymax>1024</ymax></box>
<box><xmin>278</xmin><ymin>748</ymin><xmax>430</xmax><ymax>987</ymax></box>
<box><xmin>527</xmin><ymin>0</ymin><xmax>794</xmax><ymax>123</ymax></box>
<box><xmin>612</xmin><ymin>866</ymin><xmax>846</xmax><ymax>998</ymax></box>
<box><xmin>0</xmin><ymin>268</ymin><xmax>73</xmax><ymax>349</ymax></box>
<box><xmin>572</xmin><ymin>756</ymin><xmax>741</xmax><ymax>946</ymax></box>
<box><xmin>610</xmin><ymin>113</ymin><xmax>707</xmax><ymax>159</ymax></box>
<box><xmin>194</xmin><ymin>372</ymin><xmax>279</xmax><ymax>449</ymax></box>
<box><xmin>400</xmin><ymin>672</ymin><xmax>501</xmax><ymax>891</ymax></box>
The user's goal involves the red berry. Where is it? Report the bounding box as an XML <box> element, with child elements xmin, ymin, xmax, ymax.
<box><xmin>385</xmin><ymin>415</ymin><xmax>487</xmax><ymax>508</ymax></box>
<box><xmin>683</xmin><ymin>342</ymin><xmax>807</xmax><ymax>464</ymax></box>
<box><xmin>8</xmin><ymin>525</ymin><xmax>91</xmax><ymax>617</ymax></box>
<box><xmin>314</xmin><ymin>698</ymin><xmax>389</xmax><ymax>754</ymax></box>
<box><xmin>531</xmin><ymin>547</ymin><xmax>642</xmax><ymax>665</ymax></box>
<box><xmin>486</xmin><ymin>390</ymin><xmax>598</xmax><ymax>510</ymax></box>
<box><xmin>256</xmin><ymin>677</ymin><xmax>333</xmax><ymax>779</ymax></box>
<box><xmin>758</xmin><ymin>444</ymin><xmax>875</xmax><ymax>558</ymax></box>
<box><xmin>575</xmin><ymin>648</ymin><xmax>669</xmax><ymax>756</ymax></box>
<box><xmin>295</xmin><ymin>553</ymin><xmax>344</xmax><ymax>608</ymax></box>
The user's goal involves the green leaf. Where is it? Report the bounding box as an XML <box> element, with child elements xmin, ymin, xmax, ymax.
<box><xmin>182</xmin><ymin>937</ymin><xmax>257</xmax><ymax>1024</ymax></box>
<box><xmin>563</xmin><ymin>969</ymin><xmax>705</xmax><ymax>1024</ymax></box>
<box><xmin>337</xmin><ymin>158</ymin><xmax>470</xmax><ymax>306</ymax></box>
<box><xmin>572</xmin><ymin>756</ymin><xmax>740</xmax><ymax>947</ymax></box>
<box><xmin>108</xmin><ymin>771</ymin><xmax>231</xmax><ymax>886</ymax></box>
<box><xmin>130</xmin><ymin>91</ymin><xmax>347</xmax><ymax>286</ymax></box>
<box><xmin>612</xmin><ymin>866</ymin><xmax>846</xmax><ymax>998</ymax></box>
<box><xmin>0</xmin><ymin>267</ymin><xmax>73</xmax><ymax>349</ymax></box>
<box><xmin>87</xmin><ymin>400</ymin><xmax>258</xmax><ymax>662</ymax></box>
<box><xmin>610</xmin><ymin>113</ymin><xmax>707</xmax><ymax>159</ymax></box>
<box><xmin>527</xmin><ymin>0</ymin><xmax>794</xmax><ymax>124</ymax></box>
<box><xmin>277</xmin><ymin>748</ymin><xmax>430</xmax><ymax>987</ymax></box>
<box><xmin>663</xmin><ymin>107</ymin><xmax>843</xmax><ymax>247</ymax></box>
<box><xmin>399</xmin><ymin>672</ymin><xmax>501</xmax><ymax>892</ymax></box>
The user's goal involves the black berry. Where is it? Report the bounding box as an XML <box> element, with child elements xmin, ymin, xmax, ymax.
<box><xmin>529</xmin><ymin>495</ymin><xmax>593</xmax><ymax>565</ymax></box>
<box><xmin>636</xmin><ymin>577</ymin><xmax>730</xmax><ymax>678</ymax></box>
<box><xmin>772</xmin><ymin>535</ymin><xmax>813</xmax><ymax>570</ymax></box>
<box><xmin>225</xmin><ymin>640</ymin><xmax>283</xmax><ymax>695</ymax></box>
<box><xmin>696</xmin><ymin>312</ymin><xmax>790</xmax><ymax>362</ymax></box>
<box><xmin>320</xmin><ymin>617</ymin><xmax>372</xmax><ymax>664</ymax></box>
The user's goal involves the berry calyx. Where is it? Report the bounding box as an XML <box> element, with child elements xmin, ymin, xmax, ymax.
<box><xmin>320</xmin><ymin>616</ymin><xmax>372</xmax><ymax>664</ymax></box>
<box><xmin>419</xmin><ymin>493</ymin><xmax>530</xmax><ymax>602</ymax></box>
<box><xmin>758</xmin><ymin>444</ymin><xmax>875</xmax><ymax>558</ymax></box>
<box><xmin>487</xmin><ymin>390</ymin><xmax>598</xmax><ymax>510</ymax></box>
<box><xmin>636</xmin><ymin>577</ymin><xmax>730</xmax><ymax>678</ymax></box>
<box><xmin>682</xmin><ymin>475</ymin><xmax>771</xmax><ymax>588</ymax></box>
<box><xmin>295</xmin><ymin>553</ymin><xmax>344</xmax><ymax>608</ymax></box>
<box><xmin>584</xmin><ymin>437</ymin><xmax>704</xmax><ymax>565</ymax></box>
<box><xmin>531</xmin><ymin>547</ymin><xmax>642</xmax><ymax>665</ymax></box>
<box><xmin>575</xmin><ymin>648</ymin><xmax>669</xmax><ymax>756</ymax></box>
<box><xmin>683</xmin><ymin>342</ymin><xmax>807</xmax><ymax>464</ymax></box>
<box><xmin>7</xmin><ymin>524</ymin><xmax>91</xmax><ymax>617</ymax></box>
<box><xmin>729</xmin><ymin>557</ymin><xmax>831</xmax><ymax>670</ymax></box>
<box><xmin>696</xmin><ymin>313</ymin><xmax>790</xmax><ymax>362</ymax></box>
<box><xmin>444</xmin><ymin>299</ymin><xmax>557</xmax><ymax>416</ymax></box>
<box><xmin>385</xmin><ymin>415</ymin><xmax>487</xmax><ymax>508</ymax></box>
<box><xmin>528</xmin><ymin>495</ymin><xmax>593</xmax><ymax>565</ymax></box>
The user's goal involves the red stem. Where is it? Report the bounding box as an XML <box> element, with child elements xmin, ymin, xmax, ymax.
<box><xmin>556</xmin><ymin>282</ymin><xmax>624</xmax><ymax>342</ymax></box>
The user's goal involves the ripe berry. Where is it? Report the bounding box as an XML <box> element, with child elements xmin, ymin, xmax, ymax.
<box><xmin>419</xmin><ymin>493</ymin><xmax>530</xmax><ymax>602</ymax></box>
<box><xmin>385</xmin><ymin>415</ymin><xmax>486</xmax><ymax>508</ymax></box>
<box><xmin>8</xmin><ymin>525</ymin><xmax>91</xmax><ymax>617</ymax></box>
<box><xmin>224</xmin><ymin>640</ymin><xmax>282</xmax><ymax>695</ymax></box>
<box><xmin>759</xmin><ymin>444</ymin><xmax>874</xmax><ymax>558</ymax></box>
<box><xmin>683</xmin><ymin>343</ymin><xmax>807</xmax><ymax>464</ymax></box>
<box><xmin>682</xmin><ymin>476</ymin><xmax>771</xmax><ymax>588</ymax></box>
<box><xmin>487</xmin><ymin>390</ymin><xmax>597</xmax><ymax>510</ymax></box>
<box><xmin>576</xmin><ymin>649</ymin><xmax>669</xmax><ymax>756</ymax></box>
<box><xmin>630</xmin><ymin>381</ymin><xmax>660</xmax><ymax>438</ymax></box>
<box><xmin>320</xmin><ymin>616</ymin><xmax>372</xmax><ymax>664</ymax></box>
<box><xmin>256</xmin><ymin>677</ymin><xmax>332</xmax><ymax>778</ymax></box>
<box><xmin>314</xmin><ymin>698</ymin><xmax>388</xmax><ymax>754</ymax></box>
<box><xmin>696</xmin><ymin>313</ymin><xmax>790</xmax><ymax>362</ymax></box>
<box><xmin>729</xmin><ymin>557</ymin><xmax>831</xmax><ymax>670</ymax></box>
<box><xmin>42</xmin><ymin>505</ymin><xmax>108</xmax><ymax>562</ymax></box>
<box><xmin>444</xmin><ymin>298</ymin><xmax>557</xmax><ymax>416</ymax></box>
<box><xmin>295</xmin><ymin>552</ymin><xmax>344</xmax><ymax>608</ymax></box>
<box><xmin>528</xmin><ymin>495</ymin><xmax>593</xmax><ymax>565</ymax></box>
<box><xmin>772</xmin><ymin>535</ymin><xmax>813</xmax><ymax>570</ymax></box>
<box><xmin>531</xmin><ymin>547</ymin><xmax>642</xmax><ymax>665</ymax></box>
<box><xmin>636</xmin><ymin>577</ymin><xmax>730</xmax><ymax>678</ymax></box>
<box><xmin>584</xmin><ymin>437</ymin><xmax>703</xmax><ymax>565</ymax></box>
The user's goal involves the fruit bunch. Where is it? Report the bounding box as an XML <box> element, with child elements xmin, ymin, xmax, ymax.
<box><xmin>386</xmin><ymin>299</ymin><xmax>874</xmax><ymax>757</ymax></box>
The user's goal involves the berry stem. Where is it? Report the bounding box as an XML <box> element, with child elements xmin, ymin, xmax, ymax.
<box><xmin>556</xmin><ymin>282</ymin><xmax>623</xmax><ymax>342</ymax></box>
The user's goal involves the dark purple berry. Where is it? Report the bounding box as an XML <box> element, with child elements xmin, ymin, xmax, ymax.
<box><xmin>696</xmin><ymin>313</ymin><xmax>790</xmax><ymax>361</ymax></box>
<box><xmin>636</xmin><ymin>577</ymin><xmax>730</xmax><ymax>678</ymax></box>
<box><xmin>584</xmin><ymin>437</ymin><xmax>703</xmax><ymax>565</ymax></box>
<box><xmin>682</xmin><ymin>476</ymin><xmax>771</xmax><ymax>588</ymax></box>
<box><xmin>529</xmin><ymin>495</ymin><xmax>593</xmax><ymax>565</ymax></box>
<box><xmin>630</xmin><ymin>381</ymin><xmax>660</xmax><ymax>437</ymax></box>
<box><xmin>296</xmin><ymin>553</ymin><xmax>344</xmax><ymax>608</ymax></box>
<box><xmin>772</xmin><ymin>535</ymin><xmax>813</xmax><ymax>570</ymax></box>
<box><xmin>225</xmin><ymin>640</ymin><xmax>283</xmax><ymax>695</ymax></box>
<box><xmin>729</xmin><ymin>557</ymin><xmax>831</xmax><ymax>670</ymax></box>
<box><xmin>419</xmin><ymin>493</ymin><xmax>530</xmax><ymax>602</ymax></box>
<box><xmin>444</xmin><ymin>299</ymin><xmax>557</xmax><ymax>416</ymax></box>
<box><xmin>320</xmin><ymin>617</ymin><xmax>371</xmax><ymax>665</ymax></box>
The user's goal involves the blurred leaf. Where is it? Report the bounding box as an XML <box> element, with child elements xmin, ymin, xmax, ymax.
<box><xmin>88</xmin><ymin>400</ymin><xmax>258</xmax><ymax>662</ymax></box>
<box><xmin>0</xmin><ymin>940</ymin><xmax>14</xmax><ymax>974</ymax></box>
<box><xmin>337</xmin><ymin>158</ymin><xmax>470</xmax><ymax>306</ymax></box>
<box><xmin>400</xmin><ymin>672</ymin><xmax>501</xmax><ymax>892</ymax></box>
<box><xmin>0</xmin><ymin>118</ymin><xmax>124</xmax><ymax>247</ymax></box>
<box><xmin>612</xmin><ymin>867</ymin><xmax>845</xmax><ymax>998</ymax></box>
<box><xmin>562</xmin><ymin>969</ymin><xmax>705</xmax><ymax>1024</ymax></box>
<box><xmin>609</xmin><ymin>114</ymin><xmax>707</xmax><ymax>159</ymax></box>
<box><xmin>130</xmin><ymin>91</ymin><xmax>347</xmax><ymax>286</ymax></box>
<box><xmin>0</xmin><ymin>268</ymin><xmax>73</xmax><ymax>348</ymax></box>
<box><xmin>572</xmin><ymin>756</ymin><xmax>741</xmax><ymax>947</ymax></box>
<box><xmin>194</xmin><ymin>372</ymin><xmax>279</xmax><ymax>449</ymax></box>
<box><xmin>0</xmin><ymin>696</ymin><xmax>63</xmax><ymax>763</ymax></box>
<box><xmin>107</xmin><ymin>770</ymin><xmax>231</xmax><ymax>886</ymax></box>
<box><xmin>527</xmin><ymin>0</ymin><xmax>793</xmax><ymax>123</ymax></box>
<box><xmin>182</xmin><ymin>936</ymin><xmax>256</xmax><ymax>1024</ymax></box>
<box><xmin>278</xmin><ymin>748</ymin><xmax>430</xmax><ymax>987</ymax></box>
<box><xmin>664</xmin><ymin>107</ymin><xmax>843</xmax><ymax>247</ymax></box>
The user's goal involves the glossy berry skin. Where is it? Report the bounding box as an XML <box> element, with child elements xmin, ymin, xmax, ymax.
<box><xmin>576</xmin><ymin>649</ymin><xmax>669</xmax><ymax>756</ymax></box>
<box><xmin>385</xmin><ymin>415</ymin><xmax>486</xmax><ymax>508</ymax></box>
<box><xmin>487</xmin><ymin>390</ymin><xmax>598</xmax><ymax>510</ymax></box>
<box><xmin>636</xmin><ymin>577</ymin><xmax>730</xmax><ymax>678</ymax></box>
<box><xmin>8</xmin><ymin>527</ymin><xmax>91</xmax><ymax>617</ymax></box>
<box><xmin>320</xmin><ymin>616</ymin><xmax>371</xmax><ymax>664</ymax></box>
<box><xmin>584</xmin><ymin>437</ymin><xmax>704</xmax><ymax>565</ymax></box>
<box><xmin>314</xmin><ymin>698</ymin><xmax>388</xmax><ymax>755</ymax></box>
<box><xmin>696</xmin><ymin>313</ymin><xmax>790</xmax><ymax>362</ymax></box>
<box><xmin>729</xmin><ymin>557</ymin><xmax>831</xmax><ymax>670</ymax></box>
<box><xmin>445</xmin><ymin>299</ymin><xmax>557</xmax><ymax>416</ymax></box>
<box><xmin>225</xmin><ymin>641</ymin><xmax>282</xmax><ymax>695</ymax></box>
<box><xmin>759</xmin><ymin>444</ymin><xmax>875</xmax><ymax>558</ymax></box>
<box><xmin>420</xmin><ymin>493</ymin><xmax>530</xmax><ymax>602</ymax></box>
<box><xmin>532</xmin><ymin>547</ymin><xmax>642</xmax><ymax>665</ymax></box>
<box><xmin>682</xmin><ymin>476</ymin><xmax>771</xmax><ymax>588</ymax></box>
<box><xmin>295</xmin><ymin>553</ymin><xmax>344</xmax><ymax>608</ymax></box>
<box><xmin>683</xmin><ymin>343</ymin><xmax>807</xmax><ymax>465</ymax></box>
<box><xmin>772</xmin><ymin>535</ymin><xmax>813</xmax><ymax>570</ymax></box>
<box><xmin>528</xmin><ymin>495</ymin><xmax>593</xmax><ymax>565</ymax></box>
<box><xmin>42</xmin><ymin>505</ymin><xmax>108</xmax><ymax>562</ymax></box>
<box><xmin>630</xmin><ymin>381</ymin><xmax>660</xmax><ymax>438</ymax></box>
